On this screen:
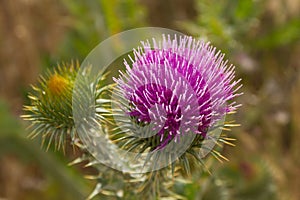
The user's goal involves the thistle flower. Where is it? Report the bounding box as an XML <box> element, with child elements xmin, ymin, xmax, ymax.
<box><xmin>112</xmin><ymin>35</ymin><xmax>242</xmax><ymax>168</ymax></box>
<box><xmin>22</xmin><ymin>62</ymin><xmax>79</xmax><ymax>150</ymax></box>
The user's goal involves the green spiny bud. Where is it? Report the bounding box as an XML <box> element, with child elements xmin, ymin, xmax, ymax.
<box><xmin>22</xmin><ymin>61</ymin><xmax>79</xmax><ymax>151</ymax></box>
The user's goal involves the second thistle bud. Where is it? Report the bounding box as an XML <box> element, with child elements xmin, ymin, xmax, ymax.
<box><xmin>22</xmin><ymin>62</ymin><xmax>79</xmax><ymax>150</ymax></box>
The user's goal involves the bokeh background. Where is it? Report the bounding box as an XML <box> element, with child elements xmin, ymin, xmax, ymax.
<box><xmin>0</xmin><ymin>0</ymin><xmax>299</xmax><ymax>199</ymax></box>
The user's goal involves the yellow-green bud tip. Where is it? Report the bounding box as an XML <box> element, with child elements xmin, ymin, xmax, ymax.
<box><xmin>47</xmin><ymin>74</ymin><xmax>69</xmax><ymax>96</ymax></box>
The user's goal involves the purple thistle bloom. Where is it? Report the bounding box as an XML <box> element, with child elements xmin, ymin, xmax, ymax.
<box><xmin>114</xmin><ymin>35</ymin><xmax>242</xmax><ymax>149</ymax></box>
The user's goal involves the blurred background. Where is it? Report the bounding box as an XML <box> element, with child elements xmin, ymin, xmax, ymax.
<box><xmin>0</xmin><ymin>0</ymin><xmax>299</xmax><ymax>199</ymax></box>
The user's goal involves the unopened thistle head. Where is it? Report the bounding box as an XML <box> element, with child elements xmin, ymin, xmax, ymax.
<box><xmin>22</xmin><ymin>62</ymin><xmax>79</xmax><ymax>150</ymax></box>
<box><xmin>113</xmin><ymin>35</ymin><xmax>242</xmax><ymax>152</ymax></box>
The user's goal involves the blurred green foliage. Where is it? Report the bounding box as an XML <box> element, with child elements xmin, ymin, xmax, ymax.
<box><xmin>53</xmin><ymin>0</ymin><xmax>145</xmax><ymax>61</ymax></box>
<box><xmin>0</xmin><ymin>100</ymin><xmax>90</xmax><ymax>199</ymax></box>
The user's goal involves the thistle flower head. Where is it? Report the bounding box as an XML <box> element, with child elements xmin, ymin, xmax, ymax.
<box><xmin>114</xmin><ymin>35</ymin><xmax>242</xmax><ymax>151</ymax></box>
